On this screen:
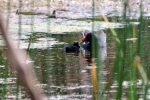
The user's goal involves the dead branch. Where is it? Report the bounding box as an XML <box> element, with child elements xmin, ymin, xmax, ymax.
<box><xmin>0</xmin><ymin>12</ymin><xmax>46</xmax><ymax>100</ymax></box>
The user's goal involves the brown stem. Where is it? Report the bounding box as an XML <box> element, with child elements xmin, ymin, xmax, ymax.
<box><xmin>0</xmin><ymin>12</ymin><xmax>46</xmax><ymax>100</ymax></box>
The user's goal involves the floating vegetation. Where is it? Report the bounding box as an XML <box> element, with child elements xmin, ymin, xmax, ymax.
<box><xmin>17</xmin><ymin>11</ymin><xmax>43</xmax><ymax>15</ymax></box>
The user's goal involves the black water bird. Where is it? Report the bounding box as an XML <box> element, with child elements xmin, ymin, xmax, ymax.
<box><xmin>65</xmin><ymin>41</ymin><xmax>80</xmax><ymax>53</ymax></box>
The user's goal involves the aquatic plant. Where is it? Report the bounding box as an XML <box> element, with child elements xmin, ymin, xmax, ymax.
<box><xmin>93</xmin><ymin>0</ymin><xmax>150</xmax><ymax>100</ymax></box>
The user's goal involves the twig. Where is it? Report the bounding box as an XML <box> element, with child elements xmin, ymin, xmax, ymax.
<box><xmin>27</xmin><ymin>35</ymin><xmax>32</xmax><ymax>55</ymax></box>
<box><xmin>135</xmin><ymin>56</ymin><xmax>149</xmax><ymax>85</ymax></box>
<box><xmin>0</xmin><ymin>12</ymin><xmax>46</xmax><ymax>100</ymax></box>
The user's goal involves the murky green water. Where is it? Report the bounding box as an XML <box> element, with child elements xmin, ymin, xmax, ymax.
<box><xmin>1</xmin><ymin>0</ymin><xmax>150</xmax><ymax>99</ymax></box>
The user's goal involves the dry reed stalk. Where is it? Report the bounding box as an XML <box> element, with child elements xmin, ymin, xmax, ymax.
<box><xmin>94</xmin><ymin>0</ymin><xmax>119</xmax><ymax>39</ymax></box>
<box><xmin>93</xmin><ymin>0</ymin><xmax>122</xmax><ymax>99</ymax></box>
<box><xmin>0</xmin><ymin>12</ymin><xmax>46</xmax><ymax>100</ymax></box>
<box><xmin>94</xmin><ymin>0</ymin><xmax>109</xmax><ymax>23</ymax></box>
<box><xmin>135</xmin><ymin>56</ymin><xmax>149</xmax><ymax>85</ymax></box>
<box><xmin>92</xmin><ymin>59</ymin><xmax>98</xmax><ymax>100</ymax></box>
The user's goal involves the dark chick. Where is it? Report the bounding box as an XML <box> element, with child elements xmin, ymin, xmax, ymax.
<box><xmin>51</xmin><ymin>10</ymin><xmax>56</xmax><ymax>18</ymax></box>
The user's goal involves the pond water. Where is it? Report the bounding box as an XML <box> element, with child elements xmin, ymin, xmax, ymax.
<box><xmin>1</xmin><ymin>0</ymin><xmax>150</xmax><ymax>100</ymax></box>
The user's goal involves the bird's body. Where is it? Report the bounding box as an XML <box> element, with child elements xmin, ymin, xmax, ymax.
<box><xmin>65</xmin><ymin>41</ymin><xmax>80</xmax><ymax>53</ymax></box>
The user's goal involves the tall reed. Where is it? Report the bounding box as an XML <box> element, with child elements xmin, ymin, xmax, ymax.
<box><xmin>94</xmin><ymin>0</ymin><xmax>150</xmax><ymax>99</ymax></box>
